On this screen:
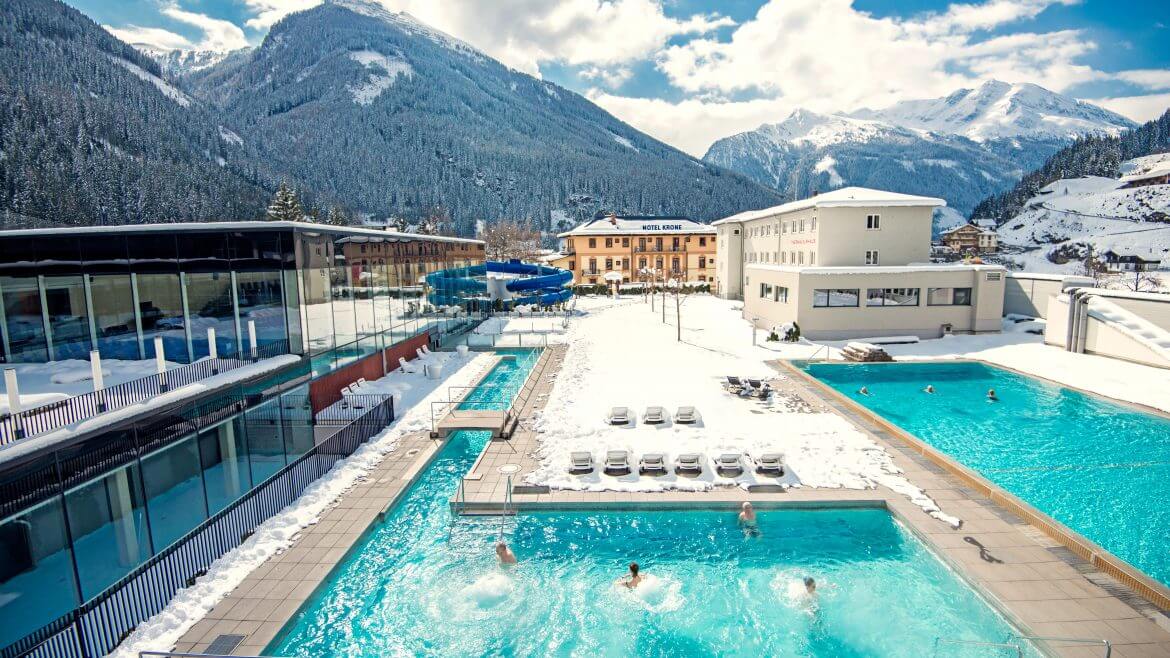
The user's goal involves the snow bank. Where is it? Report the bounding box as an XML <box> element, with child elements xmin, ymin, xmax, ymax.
<box><xmin>110</xmin><ymin>352</ymin><xmax>494</xmax><ymax>656</ymax></box>
<box><xmin>525</xmin><ymin>296</ymin><xmax>959</xmax><ymax>526</ymax></box>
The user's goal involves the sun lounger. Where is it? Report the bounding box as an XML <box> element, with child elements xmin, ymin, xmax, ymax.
<box><xmin>675</xmin><ymin>453</ymin><xmax>703</xmax><ymax>475</ymax></box>
<box><xmin>724</xmin><ymin>376</ymin><xmax>745</xmax><ymax>393</ymax></box>
<box><xmin>643</xmin><ymin>406</ymin><xmax>666</xmax><ymax>424</ymax></box>
<box><xmin>416</xmin><ymin>347</ymin><xmax>429</xmax><ymax>361</ymax></box>
<box><xmin>356</xmin><ymin>377</ymin><xmax>367</xmax><ymax>387</ymax></box>
<box><xmin>421</xmin><ymin>344</ymin><xmax>432</xmax><ymax>355</ymax></box>
<box><xmin>606</xmin><ymin>406</ymin><xmax>631</xmax><ymax>425</ymax></box>
<box><xmin>715</xmin><ymin>453</ymin><xmax>743</xmax><ymax>476</ymax></box>
<box><xmin>747</xmin><ymin>379</ymin><xmax>771</xmax><ymax>399</ymax></box>
<box><xmin>756</xmin><ymin>452</ymin><xmax>785</xmax><ymax>475</ymax></box>
<box><xmin>398</xmin><ymin>357</ymin><xmax>418</xmax><ymax>374</ymax></box>
<box><xmin>569</xmin><ymin>452</ymin><xmax>594</xmax><ymax>474</ymax></box>
<box><xmin>639</xmin><ymin>453</ymin><xmax>667</xmax><ymax>475</ymax></box>
<box><xmin>674</xmin><ymin>406</ymin><xmax>698</xmax><ymax>424</ymax></box>
<box><xmin>604</xmin><ymin>450</ymin><xmax>631</xmax><ymax>475</ymax></box>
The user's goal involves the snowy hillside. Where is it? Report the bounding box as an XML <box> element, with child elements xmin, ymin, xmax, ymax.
<box><xmin>137</xmin><ymin>47</ymin><xmax>245</xmax><ymax>77</ymax></box>
<box><xmin>994</xmin><ymin>153</ymin><xmax>1170</xmax><ymax>274</ymax></box>
<box><xmin>704</xmin><ymin>81</ymin><xmax>1136</xmax><ymax>216</ymax></box>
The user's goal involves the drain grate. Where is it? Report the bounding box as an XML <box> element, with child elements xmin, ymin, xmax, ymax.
<box><xmin>204</xmin><ymin>634</ymin><xmax>246</xmax><ymax>654</ymax></box>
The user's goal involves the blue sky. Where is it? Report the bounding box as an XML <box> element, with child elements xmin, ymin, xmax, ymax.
<box><xmin>74</xmin><ymin>0</ymin><xmax>1170</xmax><ymax>155</ymax></box>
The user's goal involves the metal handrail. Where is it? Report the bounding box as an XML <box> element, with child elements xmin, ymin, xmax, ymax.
<box><xmin>140</xmin><ymin>652</ymin><xmax>290</xmax><ymax>658</ymax></box>
<box><xmin>933</xmin><ymin>637</ymin><xmax>1022</xmax><ymax>657</ymax></box>
<box><xmin>1008</xmin><ymin>635</ymin><xmax>1111</xmax><ymax>657</ymax></box>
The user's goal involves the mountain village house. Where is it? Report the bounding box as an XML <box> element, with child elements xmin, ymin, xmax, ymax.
<box><xmin>941</xmin><ymin>222</ymin><xmax>998</xmax><ymax>254</ymax></box>
<box><xmin>1103</xmin><ymin>249</ymin><xmax>1163</xmax><ymax>273</ymax></box>
<box><xmin>1119</xmin><ymin>162</ymin><xmax>1170</xmax><ymax>188</ymax></box>
<box><xmin>714</xmin><ymin>187</ymin><xmax>1006</xmax><ymax>340</ymax></box>
<box><xmin>550</xmin><ymin>214</ymin><xmax>716</xmax><ymax>286</ymax></box>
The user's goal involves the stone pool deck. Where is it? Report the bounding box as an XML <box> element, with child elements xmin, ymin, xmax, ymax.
<box><xmin>172</xmin><ymin>344</ymin><xmax>1170</xmax><ymax>658</ymax></box>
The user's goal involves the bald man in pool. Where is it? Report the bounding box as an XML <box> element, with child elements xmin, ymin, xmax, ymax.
<box><xmin>496</xmin><ymin>541</ymin><xmax>517</xmax><ymax>565</ymax></box>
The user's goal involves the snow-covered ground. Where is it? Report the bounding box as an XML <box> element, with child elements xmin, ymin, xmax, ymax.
<box><xmin>526</xmin><ymin>295</ymin><xmax>958</xmax><ymax>526</ymax></box>
<box><xmin>0</xmin><ymin>358</ymin><xmax>182</xmax><ymax>414</ymax></box>
<box><xmin>110</xmin><ymin>350</ymin><xmax>495</xmax><ymax>657</ymax></box>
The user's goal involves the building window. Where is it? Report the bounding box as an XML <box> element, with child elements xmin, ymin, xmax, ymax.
<box><xmin>811</xmin><ymin>217</ymin><xmax>817</xmax><ymax>231</ymax></box>
<box><xmin>671</xmin><ymin>257</ymin><xmax>680</xmax><ymax>271</ymax></box>
<box><xmin>865</xmin><ymin>250</ymin><xmax>879</xmax><ymax>265</ymax></box>
<box><xmin>927</xmin><ymin>287</ymin><xmax>972</xmax><ymax>306</ymax></box>
<box><xmin>799</xmin><ymin>219</ymin><xmax>805</xmax><ymax>232</ymax></box>
<box><xmin>622</xmin><ymin>238</ymin><xmax>629</xmax><ymax>247</ymax></box>
<box><xmin>813</xmin><ymin>289</ymin><xmax>860</xmax><ymax>307</ymax></box>
<box><xmin>588</xmin><ymin>238</ymin><xmax>596</xmax><ymax>248</ymax></box>
<box><xmin>760</xmin><ymin>283</ymin><xmax>772</xmax><ymax>298</ymax></box>
<box><xmin>781</xmin><ymin>222</ymin><xmax>787</xmax><ymax>234</ymax></box>
<box><xmin>588</xmin><ymin>258</ymin><xmax>597</xmax><ymax>273</ymax></box>
<box><xmin>797</xmin><ymin>251</ymin><xmax>804</xmax><ymax>265</ymax></box>
<box><xmin>699</xmin><ymin>237</ymin><xmax>707</xmax><ymax>246</ymax></box>
<box><xmin>569</xmin><ymin>260</ymin><xmax>575</xmax><ymax>270</ymax></box>
<box><xmin>780</xmin><ymin>252</ymin><xmax>786</xmax><ymax>264</ymax></box>
<box><xmin>867</xmin><ymin>288</ymin><xmax>920</xmax><ymax>307</ymax></box>
<box><xmin>605</xmin><ymin>258</ymin><xmax>613</xmax><ymax>270</ymax></box>
<box><xmin>775</xmin><ymin>286</ymin><xmax>789</xmax><ymax>303</ymax></box>
<box><xmin>605</xmin><ymin>238</ymin><xmax>612</xmax><ymax>248</ymax></box>
<box><xmin>810</xmin><ymin>251</ymin><xmax>816</xmax><ymax>265</ymax></box>
<box><xmin>867</xmin><ymin>214</ymin><xmax>881</xmax><ymax>230</ymax></box>
<box><xmin>639</xmin><ymin>257</ymin><xmax>647</xmax><ymax>269</ymax></box>
<box><xmin>699</xmin><ymin>256</ymin><xmax>706</xmax><ymax>268</ymax></box>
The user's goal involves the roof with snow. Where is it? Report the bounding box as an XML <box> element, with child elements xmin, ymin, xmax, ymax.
<box><xmin>1119</xmin><ymin>162</ymin><xmax>1170</xmax><ymax>184</ymax></box>
<box><xmin>0</xmin><ymin>221</ymin><xmax>485</xmax><ymax>245</ymax></box>
<box><xmin>942</xmin><ymin>223</ymin><xmax>997</xmax><ymax>236</ymax></box>
<box><xmin>711</xmin><ymin>187</ymin><xmax>945</xmax><ymax>225</ymax></box>
<box><xmin>557</xmin><ymin>215</ymin><xmax>714</xmax><ymax>237</ymax></box>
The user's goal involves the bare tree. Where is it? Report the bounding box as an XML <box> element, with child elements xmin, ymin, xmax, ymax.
<box><xmin>1117</xmin><ymin>270</ymin><xmax>1163</xmax><ymax>293</ymax></box>
<box><xmin>481</xmin><ymin>221</ymin><xmax>543</xmax><ymax>262</ymax></box>
<box><xmin>666</xmin><ymin>278</ymin><xmax>693</xmax><ymax>341</ymax></box>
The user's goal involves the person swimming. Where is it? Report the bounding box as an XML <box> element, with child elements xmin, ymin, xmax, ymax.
<box><xmin>987</xmin><ymin>388</ymin><xmax>999</xmax><ymax>402</ymax></box>
<box><xmin>924</xmin><ymin>384</ymin><xmax>935</xmax><ymax>394</ymax></box>
<box><xmin>620</xmin><ymin>562</ymin><xmax>644</xmax><ymax>589</ymax></box>
<box><xmin>858</xmin><ymin>386</ymin><xmax>871</xmax><ymax>396</ymax></box>
<box><xmin>738</xmin><ymin>502</ymin><xmax>758</xmax><ymax>526</ymax></box>
<box><xmin>804</xmin><ymin>577</ymin><xmax>817</xmax><ymax>594</ymax></box>
<box><xmin>495</xmin><ymin>541</ymin><xmax>517</xmax><ymax>565</ymax></box>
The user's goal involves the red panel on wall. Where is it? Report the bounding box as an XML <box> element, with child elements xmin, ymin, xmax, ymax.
<box><xmin>308</xmin><ymin>332</ymin><xmax>431</xmax><ymax>414</ymax></box>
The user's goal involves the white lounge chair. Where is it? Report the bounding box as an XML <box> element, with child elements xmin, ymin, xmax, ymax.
<box><xmin>569</xmin><ymin>452</ymin><xmax>594</xmax><ymax>474</ymax></box>
<box><xmin>421</xmin><ymin>344</ymin><xmax>433</xmax><ymax>355</ymax></box>
<box><xmin>643</xmin><ymin>406</ymin><xmax>666</xmax><ymax>424</ymax></box>
<box><xmin>675</xmin><ymin>453</ymin><xmax>702</xmax><ymax>475</ymax></box>
<box><xmin>716</xmin><ymin>453</ymin><xmax>743</xmax><ymax>476</ymax></box>
<box><xmin>398</xmin><ymin>357</ymin><xmax>418</xmax><ymax>374</ymax></box>
<box><xmin>724</xmin><ymin>376</ymin><xmax>745</xmax><ymax>394</ymax></box>
<box><xmin>638</xmin><ymin>453</ymin><xmax>667</xmax><ymax>475</ymax></box>
<box><xmin>606</xmin><ymin>406</ymin><xmax>631</xmax><ymax>425</ymax></box>
<box><xmin>756</xmin><ymin>452</ymin><xmax>785</xmax><ymax>476</ymax></box>
<box><xmin>356</xmin><ymin>377</ymin><xmax>367</xmax><ymax>387</ymax></box>
<box><xmin>416</xmin><ymin>347</ymin><xmax>429</xmax><ymax>361</ymax></box>
<box><xmin>674</xmin><ymin>406</ymin><xmax>698</xmax><ymax>424</ymax></box>
<box><xmin>604</xmin><ymin>450</ymin><xmax>631</xmax><ymax>475</ymax></box>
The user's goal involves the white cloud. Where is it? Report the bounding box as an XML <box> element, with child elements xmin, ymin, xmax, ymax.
<box><xmin>104</xmin><ymin>24</ymin><xmax>195</xmax><ymax>50</ymax></box>
<box><xmin>106</xmin><ymin>4</ymin><xmax>248</xmax><ymax>52</ymax></box>
<box><xmin>580</xmin><ymin>66</ymin><xmax>634</xmax><ymax>88</ymax></box>
<box><xmin>240</xmin><ymin>0</ymin><xmax>733</xmax><ymax>74</ymax></box>
<box><xmin>1091</xmin><ymin>93</ymin><xmax>1170</xmax><ymax>123</ymax></box>
<box><xmin>1113</xmin><ymin>69</ymin><xmax>1170</xmax><ymax>91</ymax></box>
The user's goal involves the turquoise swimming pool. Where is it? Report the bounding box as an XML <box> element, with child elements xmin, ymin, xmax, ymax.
<box><xmin>269</xmin><ymin>352</ymin><xmax>1035</xmax><ymax>657</ymax></box>
<box><xmin>804</xmin><ymin>360</ymin><xmax>1170</xmax><ymax>590</ymax></box>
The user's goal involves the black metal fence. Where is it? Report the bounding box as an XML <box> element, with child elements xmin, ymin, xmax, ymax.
<box><xmin>0</xmin><ymin>340</ymin><xmax>291</xmax><ymax>445</ymax></box>
<box><xmin>4</xmin><ymin>395</ymin><xmax>394</xmax><ymax>658</ymax></box>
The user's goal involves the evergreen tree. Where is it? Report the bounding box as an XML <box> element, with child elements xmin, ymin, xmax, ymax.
<box><xmin>266</xmin><ymin>182</ymin><xmax>304</xmax><ymax>222</ymax></box>
<box><xmin>325</xmin><ymin>205</ymin><xmax>350</xmax><ymax>226</ymax></box>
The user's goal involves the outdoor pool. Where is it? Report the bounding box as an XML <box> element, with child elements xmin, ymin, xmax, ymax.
<box><xmin>271</xmin><ymin>435</ymin><xmax>1032</xmax><ymax>656</ymax></box>
<box><xmin>804</xmin><ymin>360</ymin><xmax>1170</xmax><ymax>590</ymax></box>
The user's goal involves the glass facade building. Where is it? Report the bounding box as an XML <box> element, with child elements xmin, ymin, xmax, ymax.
<box><xmin>0</xmin><ymin>222</ymin><xmax>485</xmax><ymax>651</ymax></box>
<box><xmin>0</xmin><ymin>222</ymin><xmax>486</xmax><ymax>369</ymax></box>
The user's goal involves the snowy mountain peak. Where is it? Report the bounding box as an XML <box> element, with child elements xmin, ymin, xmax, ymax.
<box><xmin>136</xmin><ymin>46</ymin><xmax>243</xmax><ymax>77</ymax></box>
<box><xmin>851</xmin><ymin>79</ymin><xmax>1136</xmax><ymax>143</ymax></box>
<box><xmin>324</xmin><ymin>0</ymin><xmax>484</xmax><ymax>60</ymax></box>
<box><xmin>757</xmin><ymin>109</ymin><xmax>892</xmax><ymax>148</ymax></box>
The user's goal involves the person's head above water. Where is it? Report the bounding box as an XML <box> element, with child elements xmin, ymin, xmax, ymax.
<box><xmin>629</xmin><ymin>562</ymin><xmax>639</xmax><ymax>576</ymax></box>
<box><xmin>495</xmin><ymin>541</ymin><xmax>508</xmax><ymax>555</ymax></box>
<box><xmin>804</xmin><ymin>577</ymin><xmax>816</xmax><ymax>592</ymax></box>
<box><xmin>742</xmin><ymin>502</ymin><xmax>753</xmax><ymax>511</ymax></box>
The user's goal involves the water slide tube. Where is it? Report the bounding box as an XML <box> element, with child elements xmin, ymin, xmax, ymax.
<box><xmin>425</xmin><ymin>260</ymin><xmax>573</xmax><ymax>307</ymax></box>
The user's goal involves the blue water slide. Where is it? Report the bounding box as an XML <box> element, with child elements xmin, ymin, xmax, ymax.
<box><xmin>425</xmin><ymin>260</ymin><xmax>573</xmax><ymax>307</ymax></box>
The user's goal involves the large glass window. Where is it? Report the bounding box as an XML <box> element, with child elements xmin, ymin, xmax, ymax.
<box><xmin>0</xmin><ymin>498</ymin><xmax>80</xmax><ymax>648</ymax></box>
<box><xmin>136</xmin><ymin>273</ymin><xmax>189</xmax><ymax>363</ymax></box>
<box><xmin>89</xmin><ymin>274</ymin><xmax>140</xmax><ymax>359</ymax></box>
<box><xmin>65</xmin><ymin>463</ymin><xmax>151</xmax><ymax>599</ymax></box>
<box><xmin>0</xmin><ymin>276</ymin><xmax>47</xmax><ymax>362</ymax></box>
<box><xmin>185</xmin><ymin>272</ymin><xmax>238</xmax><ymax>359</ymax></box>
<box><xmin>866</xmin><ymin>288</ymin><xmax>920</xmax><ymax>307</ymax></box>
<box><xmin>245</xmin><ymin>399</ymin><xmax>286</xmax><ymax>484</ymax></box>
<box><xmin>928</xmin><ymin>287</ymin><xmax>973</xmax><ymax>306</ymax></box>
<box><xmin>299</xmin><ymin>237</ymin><xmax>334</xmax><ymax>356</ymax></box>
<box><xmin>280</xmin><ymin>386</ymin><xmax>314</xmax><ymax>459</ymax></box>
<box><xmin>331</xmin><ymin>255</ymin><xmax>357</xmax><ymax>350</ymax></box>
<box><xmin>43</xmin><ymin>276</ymin><xmax>92</xmax><ymax>360</ymax></box>
<box><xmin>812</xmin><ymin>289</ymin><xmax>860</xmax><ymax>308</ymax></box>
<box><xmin>198</xmin><ymin>417</ymin><xmax>251</xmax><ymax>514</ymax></box>
<box><xmin>141</xmin><ymin>435</ymin><xmax>207</xmax><ymax>550</ymax></box>
<box><xmin>237</xmin><ymin>271</ymin><xmax>286</xmax><ymax>352</ymax></box>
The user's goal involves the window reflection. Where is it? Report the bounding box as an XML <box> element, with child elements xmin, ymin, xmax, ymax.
<box><xmin>245</xmin><ymin>398</ymin><xmax>286</xmax><ymax>484</ymax></box>
<box><xmin>0</xmin><ymin>276</ymin><xmax>47</xmax><ymax>362</ymax></box>
<box><xmin>198</xmin><ymin>417</ymin><xmax>251</xmax><ymax>514</ymax></box>
<box><xmin>88</xmin><ymin>274</ymin><xmax>139</xmax><ymax>359</ymax></box>
<box><xmin>136</xmin><ymin>273</ymin><xmax>188</xmax><ymax>363</ymax></box>
<box><xmin>185</xmin><ymin>272</ymin><xmax>238</xmax><ymax>359</ymax></box>
<box><xmin>65</xmin><ymin>463</ymin><xmax>151</xmax><ymax>599</ymax></box>
<box><xmin>0</xmin><ymin>497</ymin><xmax>80</xmax><ymax>648</ymax></box>
<box><xmin>141</xmin><ymin>436</ymin><xmax>208</xmax><ymax>550</ymax></box>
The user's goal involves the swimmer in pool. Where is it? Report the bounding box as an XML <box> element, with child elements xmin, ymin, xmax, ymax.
<box><xmin>858</xmin><ymin>386</ymin><xmax>871</xmax><ymax>396</ymax></box>
<box><xmin>924</xmin><ymin>384</ymin><xmax>935</xmax><ymax>394</ymax></box>
<box><xmin>987</xmin><ymin>388</ymin><xmax>999</xmax><ymax>402</ymax></box>
<box><xmin>620</xmin><ymin>562</ymin><xmax>644</xmax><ymax>589</ymax></box>
<box><xmin>804</xmin><ymin>577</ymin><xmax>817</xmax><ymax>595</ymax></box>
<box><xmin>738</xmin><ymin>501</ymin><xmax>758</xmax><ymax>526</ymax></box>
<box><xmin>495</xmin><ymin>541</ymin><xmax>517</xmax><ymax>565</ymax></box>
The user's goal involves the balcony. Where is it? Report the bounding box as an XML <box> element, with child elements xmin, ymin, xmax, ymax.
<box><xmin>633</xmin><ymin>245</ymin><xmax>687</xmax><ymax>253</ymax></box>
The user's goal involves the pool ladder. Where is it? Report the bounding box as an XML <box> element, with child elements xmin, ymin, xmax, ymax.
<box><xmin>932</xmin><ymin>634</ymin><xmax>1111</xmax><ymax>657</ymax></box>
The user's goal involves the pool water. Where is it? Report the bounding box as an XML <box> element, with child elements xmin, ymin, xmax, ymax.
<box><xmin>458</xmin><ymin>348</ymin><xmax>542</xmax><ymax>411</ymax></box>
<box><xmin>272</xmin><ymin>435</ymin><xmax>1030</xmax><ymax>655</ymax></box>
<box><xmin>805</xmin><ymin>360</ymin><xmax>1170</xmax><ymax>589</ymax></box>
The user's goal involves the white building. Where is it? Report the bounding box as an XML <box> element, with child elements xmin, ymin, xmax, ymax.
<box><xmin>713</xmin><ymin>187</ymin><xmax>1006</xmax><ymax>340</ymax></box>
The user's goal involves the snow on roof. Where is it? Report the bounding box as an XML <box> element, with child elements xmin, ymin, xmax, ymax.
<box><xmin>745</xmin><ymin>263</ymin><xmax>1005</xmax><ymax>275</ymax></box>
<box><xmin>1119</xmin><ymin>161</ymin><xmax>1170</xmax><ymax>184</ymax></box>
<box><xmin>711</xmin><ymin>187</ymin><xmax>945</xmax><ymax>225</ymax></box>
<box><xmin>941</xmin><ymin>223</ymin><xmax>995</xmax><ymax>236</ymax></box>
<box><xmin>557</xmin><ymin>215</ymin><xmax>714</xmax><ymax>237</ymax></box>
<box><xmin>0</xmin><ymin>221</ymin><xmax>485</xmax><ymax>245</ymax></box>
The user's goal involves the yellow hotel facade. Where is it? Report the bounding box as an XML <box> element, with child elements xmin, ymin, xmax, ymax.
<box><xmin>549</xmin><ymin>214</ymin><xmax>717</xmax><ymax>285</ymax></box>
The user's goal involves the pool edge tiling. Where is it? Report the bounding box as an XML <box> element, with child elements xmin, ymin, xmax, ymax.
<box><xmin>793</xmin><ymin>358</ymin><xmax>1170</xmax><ymax>613</ymax></box>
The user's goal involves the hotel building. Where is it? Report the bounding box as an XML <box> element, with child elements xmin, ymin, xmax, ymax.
<box><xmin>551</xmin><ymin>214</ymin><xmax>716</xmax><ymax>285</ymax></box>
<box><xmin>713</xmin><ymin>187</ymin><xmax>1006</xmax><ymax>340</ymax></box>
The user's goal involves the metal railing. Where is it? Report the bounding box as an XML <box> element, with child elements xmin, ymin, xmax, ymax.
<box><xmin>0</xmin><ymin>339</ymin><xmax>291</xmax><ymax>445</ymax></box>
<box><xmin>140</xmin><ymin>653</ymin><xmax>289</xmax><ymax>658</ymax></box>
<box><xmin>1009</xmin><ymin>635</ymin><xmax>1111</xmax><ymax>657</ymax></box>
<box><xmin>501</xmin><ymin>348</ymin><xmax>552</xmax><ymax>438</ymax></box>
<box><xmin>4</xmin><ymin>397</ymin><xmax>394</xmax><ymax>658</ymax></box>
<box><xmin>933</xmin><ymin>637</ymin><xmax>1022</xmax><ymax>657</ymax></box>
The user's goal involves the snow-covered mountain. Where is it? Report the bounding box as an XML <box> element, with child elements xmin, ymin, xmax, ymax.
<box><xmin>137</xmin><ymin>46</ymin><xmax>249</xmax><ymax>77</ymax></box>
<box><xmin>994</xmin><ymin>153</ymin><xmax>1170</xmax><ymax>274</ymax></box>
<box><xmin>704</xmin><ymin>81</ymin><xmax>1139</xmax><ymax>218</ymax></box>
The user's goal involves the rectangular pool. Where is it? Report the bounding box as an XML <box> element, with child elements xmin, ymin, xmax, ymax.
<box><xmin>270</xmin><ymin>428</ymin><xmax>1033</xmax><ymax>657</ymax></box>
<box><xmin>803</xmin><ymin>360</ymin><xmax>1170</xmax><ymax>590</ymax></box>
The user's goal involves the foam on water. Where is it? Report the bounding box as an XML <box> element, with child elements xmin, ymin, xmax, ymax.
<box><xmin>615</xmin><ymin>574</ymin><xmax>685</xmax><ymax>614</ymax></box>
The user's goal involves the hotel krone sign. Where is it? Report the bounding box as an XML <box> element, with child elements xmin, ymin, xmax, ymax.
<box><xmin>639</xmin><ymin>223</ymin><xmax>687</xmax><ymax>231</ymax></box>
